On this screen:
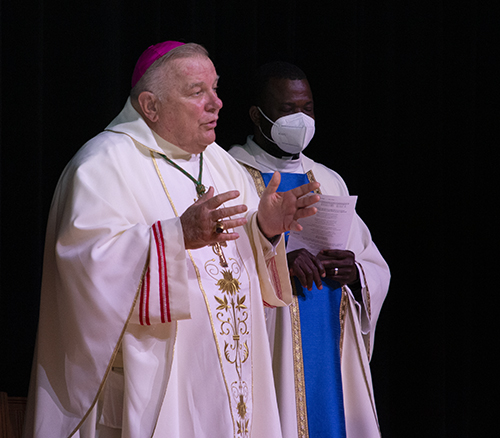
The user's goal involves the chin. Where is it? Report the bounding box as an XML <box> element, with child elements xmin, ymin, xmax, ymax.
<box><xmin>203</xmin><ymin>132</ymin><xmax>217</xmax><ymax>147</ymax></box>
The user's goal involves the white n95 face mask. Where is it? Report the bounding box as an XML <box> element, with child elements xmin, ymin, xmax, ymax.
<box><xmin>258</xmin><ymin>107</ymin><xmax>315</xmax><ymax>154</ymax></box>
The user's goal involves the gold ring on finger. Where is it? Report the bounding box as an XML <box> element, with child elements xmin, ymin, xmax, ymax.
<box><xmin>214</xmin><ymin>220</ymin><xmax>225</xmax><ymax>234</ymax></box>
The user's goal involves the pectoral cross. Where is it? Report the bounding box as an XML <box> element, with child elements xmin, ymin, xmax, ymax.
<box><xmin>212</xmin><ymin>241</ymin><xmax>228</xmax><ymax>267</ymax></box>
<box><xmin>193</xmin><ymin>188</ymin><xmax>228</xmax><ymax>269</ymax></box>
<box><xmin>159</xmin><ymin>153</ymin><xmax>229</xmax><ymax>269</ymax></box>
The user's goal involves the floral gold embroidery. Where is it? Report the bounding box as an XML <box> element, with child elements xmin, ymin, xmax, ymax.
<box><xmin>215</xmin><ymin>295</ymin><xmax>230</xmax><ymax>311</ymax></box>
<box><xmin>237</xmin><ymin>419</ymin><xmax>249</xmax><ymax>435</ymax></box>
<box><xmin>216</xmin><ymin>269</ymin><xmax>241</xmax><ymax>295</ymax></box>
<box><xmin>206</xmin><ymin>258</ymin><xmax>250</xmax><ymax>437</ymax></box>
<box><xmin>237</xmin><ymin>394</ymin><xmax>247</xmax><ymax>418</ymax></box>
<box><xmin>232</xmin><ymin>382</ymin><xmax>249</xmax><ymax>437</ymax></box>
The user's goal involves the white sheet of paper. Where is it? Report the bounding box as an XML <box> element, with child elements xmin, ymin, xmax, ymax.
<box><xmin>287</xmin><ymin>194</ymin><xmax>357</xmax><ymax>255</ymax></box>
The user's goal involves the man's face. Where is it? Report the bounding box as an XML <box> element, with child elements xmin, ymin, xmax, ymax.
<box><xmin>261</xmin><ymin>77</ymin><xmax>314</xmax><ymax>128</ymax></box>
<box><xmin>155</xmin><ymin>56</ymin><xmax>222</xmax><ymax>154</ymax></box>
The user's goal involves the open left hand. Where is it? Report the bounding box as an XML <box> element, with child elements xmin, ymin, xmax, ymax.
<box><xmin>256</xmin><ymin>171</ymin><xmax>320</xmax><ymax>238</ymax></box>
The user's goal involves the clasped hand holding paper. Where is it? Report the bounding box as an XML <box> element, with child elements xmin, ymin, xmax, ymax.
<box><xmin>287</xmin><ymin>194</ymin><xmax>357</xmax><ymax>255</ymax></box>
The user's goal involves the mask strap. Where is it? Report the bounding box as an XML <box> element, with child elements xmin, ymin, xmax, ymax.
<box><xmin>257</xmin><ymin>106</ymin><xmax>276</xmax><ymax>125</ymax></box>
<box><xmin>258</xmin><ymin>125</ymin><xmax>277</xmax><ymax>145</ymax></box>
<box><xmin>257</xmin><ymin>107</ymin><xmax>278</xmax><ymax>145</ymax></box>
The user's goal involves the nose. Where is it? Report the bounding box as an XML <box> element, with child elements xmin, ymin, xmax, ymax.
<box><xmin>207</xmin><ymin>90</ymin><xmax>223</xmax><ymax>112</ymax></box>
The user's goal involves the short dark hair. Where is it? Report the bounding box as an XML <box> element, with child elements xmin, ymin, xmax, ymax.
<box><xmin>251</xmin><ymin>61</ymin><xmax>308</xmax><ymax>106</ymax></box>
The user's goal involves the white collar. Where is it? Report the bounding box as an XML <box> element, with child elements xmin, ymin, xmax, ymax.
<box><xmin>230</xmin><ymin>136</ymin><xmax>317</xmax><ymax>174</ymax></box>
<box><xmin>244</xmin><ymin>136</ymin><xmax>304</xmax><ymax>173</ymax></box>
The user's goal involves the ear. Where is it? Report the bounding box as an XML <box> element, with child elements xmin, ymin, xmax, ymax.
<box><xmin>249</xmin><ymin>106</ymin><xmax>261</xmax><ymax>127</ymax></box>
<box><xmin>137</xmin><ymin>92</ymin><xmax>160</xmax><ymax>123</ymax></box>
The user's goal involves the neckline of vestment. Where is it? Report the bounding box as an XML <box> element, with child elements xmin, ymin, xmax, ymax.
<box><xmin>152</xmin><ymin>131</ymin><xmax>206</xmax><ymax>197</ymax></box>
<box><xmin>243</xmin><ymin>136</ymin><xmax>306</xmax><ymax>174</ymax></box>
<box><xmin>151</xmin><ymin>130</ymin><xmax>196</xmax><ymax>160</ymax></box>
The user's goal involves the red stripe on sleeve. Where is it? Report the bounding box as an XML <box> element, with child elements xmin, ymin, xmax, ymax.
<box><xmin>268</xmin><ymin>258</ymin><xmax>283</xmax><ymax>301</ymax></box>
<box><xmin>140</xmin><ymin>267</ymin><xmax>151</xmax><ymax>326</ymax></box>
<box><xmin>263</xmin><ymin>300</ymin><xmax>276</xmax><ymax>309</ymax></box>
<box><xmin>153</xmin><ymin>221</ymin><xmax>171</xmax><ymax>322</ymax></box>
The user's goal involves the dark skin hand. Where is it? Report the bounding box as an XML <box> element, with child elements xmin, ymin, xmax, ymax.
<box><xmin>289</xmin><ymin>248</ymin><xmax>359</xmax><ymax>291</ymax></box>
<box><xmin>317</xmin><ymin>249</ymin><xmax>359</xmax><ymax>285</ymax></box>
<box><xmin>287</xmin><ymin>249</ymin><xmax>325</xmax><ymax>291</ymax></box>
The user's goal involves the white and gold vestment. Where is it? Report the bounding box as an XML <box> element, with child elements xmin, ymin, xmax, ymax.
<box><xmin>23</xmin><ymin>102</ymin><xmax>292</xmax><ymax>438</ymax></box>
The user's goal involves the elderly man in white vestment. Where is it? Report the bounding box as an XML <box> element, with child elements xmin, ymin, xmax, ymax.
<box><xmin>229</xmin><ymin>61</ymin><xmax>390</xmax><ymax>437</ymax></box>
<box><xmin>22</xmin><ymin>42</ymin><xmax>321</xmax><ymax>438</ymax></box>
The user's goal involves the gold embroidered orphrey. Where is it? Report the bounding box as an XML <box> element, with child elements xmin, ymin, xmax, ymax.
<box><xmin>206</xmin><ymin>257</ymin><xmax>251</xmax><ymax>437</ymax></box>
<box><xmin>151</xmin><ymin>151</ymin><xmax>251</xmax><ymax>436</ymax></box>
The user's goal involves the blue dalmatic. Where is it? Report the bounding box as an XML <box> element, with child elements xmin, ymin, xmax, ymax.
<box><xmin>261</xmin><ymin>172</ymin><xmax>347</xmax><ymax>438</ymax></box>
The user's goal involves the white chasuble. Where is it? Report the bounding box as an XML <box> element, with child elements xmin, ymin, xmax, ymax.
<box><xmin>23</xmin><ymin>100</ymin><xmax>291</xmax><ymax>438</ymax></box>
<box><xmin>109</xmin><ymin>128</ymin><xmax>290</xmax><ymax>438</ymax></box>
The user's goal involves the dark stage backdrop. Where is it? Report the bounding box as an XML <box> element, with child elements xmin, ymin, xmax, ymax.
<box><xmin>1</xmin><ymin>1</ymin><xmax>497</xmax><ymax>437</ymax></box>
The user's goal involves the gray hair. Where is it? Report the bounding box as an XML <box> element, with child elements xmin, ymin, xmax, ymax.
<box><xmin>130</xmin><ymin>43</ymin><xmax>210</xmax><ymax>101</ymax></box>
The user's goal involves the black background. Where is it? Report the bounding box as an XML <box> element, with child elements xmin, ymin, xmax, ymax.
<box><xmin>1</xmin><ymin>1</ymin><xmax>497</xmax><ymax>437</ymax></box>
